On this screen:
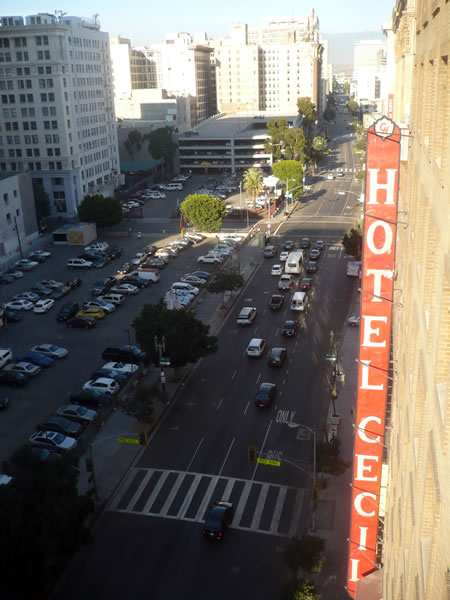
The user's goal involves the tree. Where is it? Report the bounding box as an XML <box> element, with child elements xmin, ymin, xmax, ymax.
<box><xmin>297</xmin><ymin>97</ymin><xmax>317</xmax><ymax>135</ymax></box>
<box><xmin>243</xmin><ymin>168</ymin><xmax>263</xmax><ymax>207</ymax></box>
<box><xmin>343</xmin><ymin>82</ymin><xmax>350</xmax><ymax>94</ymax></box>
<box><xmin>265</xmin><ymin>118</ymin><xmax>307</xmax><ymax>162</ymax></box>
<box><xmin>207</xmin><ymin>270</ymin><xmax>244</xmax><ymax>305</ymax></box>
<box><xmin>144</xmin><ymin>126</ymin><xmax>177</xmax><ymax>170</ymax></box>
<box><xmin>180</xmin><ymin>194</ymin><xmax>226</xmax><ymax>233</ymax></box>
<box><xmin>323</xmin><ymin>107</ymin><xmax>336</xmax><ymax>122</ymax></box>
<box><xmin>124</xmin><ymin>129</ymin><xmax>143</xmax><ymax>156</ymax></box>
<box><xmin>284</xmin><ymin>534</ymin><xmax>325</xmax><ymax>574</ymax></box>
<box><xmin>355</xmin><ymin>138</ymin><xmax>367</xmax><ymax>153</ymax></box>
<box><xmin>316</xmin><ymin>437</ymin><xmax>351</xmax><ymax>476</ymax></box>
<box><xmin>120</xmin><ymin>383</ymin><xmax>164</xmax><ymax>423</ymax></box>
<box><xmin>32</xmin><ymin>180</ymin><xmax>51</xmax><ymax>225</ymax></box>
<box><xmin>279</xmin><ymin>578</ymin><xmax>317</xmax><ymax>600</ymax></box>
<box><xmin>272</xmin><ymin>160</ymin><xmax>304</xmax><ymax>199</ymax></box>
<box><xmin>132</xmin><ymin>300</ymin><xmax>218</xmax><ymax>371</ymax></box>
<box><xmin>77</xmin><ymin>194</ymin><xmax>122</xmax><ymax>227</ymax></box>
<box><xmin>346</xmin><ymin>99</ymin><xmax>360</xmax><ymax>116</ymax></box>
<box><xmin>342</xmin><ymin>220</ymin><xmax>363</xmax><ymax>259</ymax></box>
<box><xmin>311</xmin><ymin>135</ymin><xmax>328</xmax><ymax>153</ymax></box>
<box><xmin>0</xmin><ymin>446</ymin><xmax>93</xmax><ymax>597</ymax></box>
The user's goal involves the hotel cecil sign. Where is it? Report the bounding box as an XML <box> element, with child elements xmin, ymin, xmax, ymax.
<box><xmin>347</xmin><ymin>117</ymin><xmax>401</xmax><ymax>596</ymax></box>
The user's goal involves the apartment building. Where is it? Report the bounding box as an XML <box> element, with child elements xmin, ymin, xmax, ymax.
<box><xmin>209</xmin><ymin>12</ymin><xmax>328</xmax><ymax>117</ymax></box>
<box><xmin>363</xmin><ymin>1</ymin><xmax>449</xmax><ymax>598</ymax></box>
<box><xmin>0</xmin><ymin>13</ymin><xmax>119</xmax><ymax>217</ymax></box>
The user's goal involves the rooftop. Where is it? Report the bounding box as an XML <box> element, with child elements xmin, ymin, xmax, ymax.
<box><xmin>186</xmin><ymin>112</ymin><xmax>298</xmax><ymax>139</ymax></box>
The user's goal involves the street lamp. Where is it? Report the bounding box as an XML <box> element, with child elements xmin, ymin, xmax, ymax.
<box><xmin>154</xmin><ymin>335</ymin><xmax>168</xmax><ymax>396</ymax></box>
<box><xmin>284</xmin><ymin>179</ymin><xmax>303</xmax><ymax>215</ymax></box>
<box><xmin>287</xmin><ymin>422</ymin><xmax>317</xmax><ymax>532</ymax></box>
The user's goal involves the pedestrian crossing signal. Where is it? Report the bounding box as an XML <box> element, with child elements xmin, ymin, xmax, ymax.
<box><xmin>248</xmin><ymin>445</ymin><xmax>257</xmax><ymax>464</ymax></box>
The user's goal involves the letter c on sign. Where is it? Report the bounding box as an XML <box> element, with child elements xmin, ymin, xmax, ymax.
<box><xmin>358</xmin><ymin>416</ymin><xmax>382</xmax><ymax>443</ymax></box>
<box><xmin>366</xmin><ymin>221</ymin><xmax>393</xmax><ymax>255</ymax></box>
<box><xmin>354</xmin><ymin>492</ymin><xmax>377</xmax><ymax>517</ymax></box>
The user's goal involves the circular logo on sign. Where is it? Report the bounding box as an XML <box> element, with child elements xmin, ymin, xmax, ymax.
<box><xmin>374</xmin><ymin>116</ymin><xmax>395</xmax><ymax>139</ymax></box>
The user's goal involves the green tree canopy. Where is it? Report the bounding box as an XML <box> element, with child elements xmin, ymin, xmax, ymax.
<box><xmin>243</xmin><ymin>168</ymin><xmax>264</xmax><ymax>205</ymax></box>
<box><xmin>180</xmin><ymin>194</ymin><xmax>226</xmax><ymax>233</ymax></box>
<box><xmin>342</xmin><ymin>220</ymin><xmax>363</xmax><ymax>259</ymax></box>
<box><xmin>145</xmin><ymin>126</ymin><xmax>177</xmax><ymax>166</ymax></box>
<box><xmin>284</xmin><ymin>534</ymin><xmax>325</xmax><ymax>574</ymax></box>
<box><xmin>316</xmin><ymin>437</ymin><xmax>351</xmax><ymax>476</ymax></box>
<box><xmin>207</xmin><ymin>270</ymin><xmax>244</xmax><ymax>294</ymax></box>
<box><xmin>279</xmin><ymin>578</ymin><xmax>317</xmax><ymax>600</ymax></box>
<box><xmin>355</xmin><ymin>138</ymin><xmax>367</xmax><ymax>153</ymax></box>
<box><xmin>297</xmin><ymin>97</ymin><xmax>317</xmax><ymax>134</ymax></box>
<box><xmin>132</xmin><ymin>299</ymin><xmax>218</xmax><ymax>370</ymax></box>
<box><xmin>272</xmin><ymin>160</ymin><xmax>304</xmax><ymax>198</ymax></box>
<box><xmin>311</xmin><ymin>135</ymin><xmax>328</xmax><ymax>152</ymax></box>
<box><xmin>124</xmin><ymin>129</ymin><xmax>143</xmax><ymax>156</ymax></box>
<box><xmin>343</xmin><ymin>82</ymin><xmax>350</xmax><ymax>94</ymax></box>
<box><xmin>0</xmin><ymin>446</ymin><xmax>92</xmax><ymax>597</ymax></box>
<box><xmin>32</xmin><ymin>180</ymin><xmax>51</xmax><ymax>224</ymax></box>
<box><xmin>120</xmin><ymin>383</ymin><xmax>163</xmax><ymax>423</ymax></box>
<box><xmin>346</xmin><ymin>99</ymin><xmax>360</xmax><ymax>116</ymax></box>
<box><xmin>264</xmin><ymin>118</ymin><xmax>307</xmax><ymax>162</ymax></box>
<box><xmin>77</xmin><ymin>194</ymin><xmax>122</xmax><ymax>227</ymax></box>
<box><xmin>323</xmin><ymin>107</ymin><xmax>336</xmax><ymax>122</ymax></box>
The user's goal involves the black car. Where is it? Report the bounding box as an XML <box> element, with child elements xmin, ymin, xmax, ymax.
<box><xmin>108</xmin><ymin>246</ymin><xmax>124</xmax><ymax>260</ymax></box>
<box><xmin>50</xmin><ymin>286</ymin><xmax>71</xmax><ymax>300</ymax></box>
<box><xmin>144</xmin><ymin>245</ymin><xmax>158</xmax><ymax>256</ymax></box>
<box><xmin>269</xmin><ymin>294</ymin><xmax>284</xmax><ymax>310</ymax></box>
<box><xmin>56</xmin><ymin>302</ymin><xmax>79</xmax><ymax>322</ymax></box>
<box><xmin>116</xmin><ymin>262</ymin><xmax>133</xmax><ymax>275</ymax></box>
<box><xmin>0</xmin><ymin>370</ymin><xmax>29</xmax><ymax>387</ymax></box>
<box><xmin>66</xmin><ymin>277</ymin><xmax>82</xmax><ymax>289</ymax></box>
<box><xmin>299</xmin><ymin>237</ymin><xmax>311</xmax><ymax>249</ymax></box>
<box><xmin>29</xmin><ymin>285</ymin><xmax>53</xmax><ymax>297</ymax></box>
<box><xmin>91</xmin><ymin>277</ymin><xmax>116</xmax><ymax>296</ymax></box>
<box><xmin>281</xmin><ymin>320</ymin><xmax>299</xmax><ymax>337</ymax></box>
<box><xmin>306</xmin><ymin>261</ymin><xmax>317</xmax><ymax>274</ymax></box>
<box><xmin>91</xmin><ymin>368</ymin><xmax>128</xmax><ymax>386</ymax></box>
<box><xmin>284</xmin><ymin>240</ymin><xmax>296</xmax><ymax>251</ymax></box>
<box><xmin>4</xmin><ymin>310</ymin><xmax>22</xmax><ymax>323</ymax></box>
<box><xmin>267</xmin><ymin>347</ymin><xmax>287</xmax><ymax>367</ymax></box>
<box><xmin>0</xmin><ymin>395</ymin><xmax>9</xmax><ymax>409</ymax></box>
<box><xmin>101</xmin><ymin>345</ymin><xmax>148</xmax><ymax>365</ymax></box>
<box><xmin>37</xmin><ymin>416</ymin><xmax>83</xmax><ymax>438</ymax></box>
<box><xmin>66</xmin><ymin>316</ymin><xmax>96</xmax><ymax>329</ymax></box>
<box><xmin>93</xmin><ymin>255</ymin><xmax>112</xmax><ymax>269</ymax></box>
<box><xmin>70</xmin><ymin>388</ymin><xmax>110</xmax><ymax>408</ymax></box>
<box><xmin>28</xmin><ymin>252</ymin><xmax>47</xmax><ymax>263</ymax></box>
<box><xmin>145</xmin><ymin>258</ymin><xmax>166</xmax><ymax>270</ymax></box>
<box><xmin>0</xmin><ymin>274</ymin><xmax>15</xmax><ymax>284</ymax></box>
<box><xmin>121</xmin><ymin>275</ymin><xmax>149</xmax><ymax>289</ymax></box>
<box><xmin>309</xmin><ymin>248</ymin><xmax>321</xmax><ymax>261</ymax></box>
<box><xmin>31</xmin><ymin>446</ymin><xmax>63</xmax><ymax>463</ymax></box>
<box><xmin>78</xmin><ymin>251</ymin><xmax>107</xmax><ymax>261</ymax></box>
<box><xmin>254</xmin><ymin>383</ymin><xmax>276</xmax><ymax>407</ymax></box>
<box><xmin>314</xmin><ymin>240</ymin><xmax>325</xmax><ymax>250</ymax></box>
<box><xmin>202</xmin><ymin>501</ymin><xmax>234</xmax><ymax>540</ymax></box>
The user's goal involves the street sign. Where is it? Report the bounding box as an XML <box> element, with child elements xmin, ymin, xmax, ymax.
<box><xmin>325</xmin><ymin>353</ymin><xmax>337</xmax><ymax>361</ymax></box>
<box><xmin>117</xmin><ymin>437</ymin><xmax>140</xmax><ymax>445</ymax></box>
<box><xmin>160</xmin><ymin>357</ymin><xmax>170</xmax><ymax>366</ymax></box>
<box><xmin>257</xmin><ymin>458</ymin><xmax>280</xmax><ymax>467</ymax></box>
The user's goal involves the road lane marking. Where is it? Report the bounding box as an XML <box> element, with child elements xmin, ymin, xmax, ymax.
<box><xmin>243</xmin><ymin>401</ymin><xmax>250</xmax><ymax>415</ymax></box>
<box><xmin>186</xmin><ymin>437</ymin><xmax>204</xmax><ymax>472</ymax></box>
<box><xmin>231</xmin><ymin>369</ymin><xmax>237</xmax><ymax>380</ymax></box>
<box><xmin>256</xmin><ymin>372</ymin><xmax>261</xmax><ymax>384</ymax></box>
<box><xmin>253</xmin><ymin>420</ymin><xmax>273</xmax><ymax>480</ymax></box>
<box><xmin>218</xmin><ymin>437</ymin><xmax>235</xmax><ymax>477</ymax></box>
<box><xmin>250</xmin><ymin>483</ymin><xmax>270</xmax><ymax>529</ymax></box>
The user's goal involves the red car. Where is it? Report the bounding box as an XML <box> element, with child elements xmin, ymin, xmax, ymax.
<box><xmin>299</xmin><ymin>277</ymin><xmax>313</xmax><ymax>291</ymax></box>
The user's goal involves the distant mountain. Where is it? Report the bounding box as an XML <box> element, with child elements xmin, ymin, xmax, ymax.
<box><xmin>323</xmin><ymin>31</ymin><xmax>385</xmax><ymax>71</ymax></box>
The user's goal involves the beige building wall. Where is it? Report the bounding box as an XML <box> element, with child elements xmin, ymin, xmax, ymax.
<box><xmin>212</xmin><ymin>44</ymin><xmax>260</xmax><ymax>113</ymax></box>
<box><xmin>382</xmin><ymin>1</ymin><xmax>450</xmax><ymax>599</ymax></box>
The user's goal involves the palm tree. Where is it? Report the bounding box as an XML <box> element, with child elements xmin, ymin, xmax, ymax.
<box><xmin>243</xmin><ymin>168</ymin><xmax>263</xmax><ymax>208</ymax></box>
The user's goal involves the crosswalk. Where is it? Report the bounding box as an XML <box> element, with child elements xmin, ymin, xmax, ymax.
<box><xmin>109</xmin><ymin>467</ymin><xmax>307</xmax><ymax>538</ymax></box>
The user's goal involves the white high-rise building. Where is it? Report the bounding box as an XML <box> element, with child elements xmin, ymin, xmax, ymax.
<box><xmin>0</xmin><ymin>13</ymin><xmax>119</xmax><ymax>217</ymax></box>
<box><xmin>353</xmin><ymin>39</ymin><xmax>387</xmax><ymax>103</ymax></box>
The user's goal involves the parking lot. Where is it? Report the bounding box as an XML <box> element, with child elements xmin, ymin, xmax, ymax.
<box><xmin>0</xmin><ymin>222</ymin><xmax>241</xmax><ymax>463</ymax></box>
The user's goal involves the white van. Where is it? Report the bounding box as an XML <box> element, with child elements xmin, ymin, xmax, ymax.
<box><xmin>246</xmin><ymin>338</ymin><xmax>266</xmax><ymax>357</ymax></box>
<box><xmin>165</xmin><ymin>183</ymin><xmax>183</xmax><ymax>191</ymax></box>
<box><xmin>136</xmin><ymin>269</ymin><xmax>160</xmax><ymax>283</ymax></box>
<box><xmin>290</xmin><ymin>291</ymin><xmax>308</xmax><ymax>312</ymax></box>
<box><xmin>285</xmin><ymin>251</ymin><xmax>304</xmax><ymax>275</ymax></box>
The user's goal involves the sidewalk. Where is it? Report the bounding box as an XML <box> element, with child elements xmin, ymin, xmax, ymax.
<box><xmin>76</xmin><ymin>235</ymin><xmax>264</xmax><ymax>505</ymax></box>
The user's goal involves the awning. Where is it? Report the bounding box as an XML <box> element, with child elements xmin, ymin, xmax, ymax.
<box><xmin>355</xmin><ymin>567</ymin><xmax>383</xmax><ymax>600</ymax></box>
<box><xmin>263</xmin><ymin>175</ymin><xmax>280</xmax><ymax>188</ymax></box>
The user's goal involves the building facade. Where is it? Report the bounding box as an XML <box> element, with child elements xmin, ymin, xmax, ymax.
<box><xmin>352</xmin><ymin>39</ymin><xmax>387</xmax><ymax>103</ymax></box>
<box><xmin>209</xmin><ymin>12</ymin><xmax>328</xmax><ymax>116</ymax></box>
<box><xmin>0</xmin><ymin>13</ymin><xmax>120</xmax><ymax>217</ymax></box>
<box><xmin>377</xmin><ymin>1</ymin><xmax>450</xmax><ymax>599</ymax></box>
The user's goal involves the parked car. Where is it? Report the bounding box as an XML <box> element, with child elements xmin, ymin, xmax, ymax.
<box><xmin>91</xmin><ymin>368</ymin><xmax>127</xmax><ymax>386</ymax></box>
<box><xmin>15</xmin><ymin>259</ymin><xmax>38</xmax><ymax>271</ymax></box>
<box><xmin>29</xmin><ymin>285</ymin><xmax>53</xmax><ymax>297</ymax></box>
<box><xmin>121</xmin><ymin>275</ymin><xmax>149</xmax><ymax>289</ymax></box>
<box><xmin>97</xmin><ymin>294</ymin><xmax>125</xmax><ymax>306</ymax></box>
<box><xmin>56</xmin><ymin>404</ymin><xmax>98</xmax><ymax>424</ymax></box>
<box><xmin>102</xmin><ymin>361</ymin><xmax>139</xmax><ymax>376</ymax></box>
<box><xmin>33</xmin><ymin>299</ymin><xmax>55</xmax><ymax>313</ymax></box>
<box><xmin>14</xmin><ymin>351</ymin><xmax>54</xmax><ymax>368</ymax></box>
<box><xmin>101</xmin><ymin>346</ymin><xmax>148</xmax><ymax>365</ymax></box>
<box><xmin>5</xmin><ymin>268</ymin><xmax>24</xmax><ymax>279</ymax></box>
<box><xmin>30</xmin><ymin>344</ymin><xmax>68</xmax><ymax>359</ymax></box>
<box><xmin>108</xmin><ymin>246</ymin><xmax>124</xmax><ymax>260</ymax></box>
<box><xmin>66</xmin><ymin>316</ymin><xmax>97</xmax><ymax>329</ymax></box>
<box><xmin>110</xmin><ymin>283</ymin><xmax>138</xmax><ymax>295</ymax></box>
<box><xmin>67</xmin><ymin>258</ymin><xmax>93</xmax><ymax>269</ymax></box>
<box><xmin>0</xmin><ymin>370</ymin><xmax>29</xmax><ymax>386</ymax></box>
<box><xmin>197</xmin><ymin>255</ymin><xmax>222</xmax><ymax>264</ymax></box>
<box><xmin>70</xmin><ymin>388</ymin><xmax>110</xmax><ymax>408</ymax></box>
<box><xmin>116</xmin><ymin>262</ymin><xmax>133</xmax><ymax>275</ymax></box>
<box><xmin>0</xmin><ymin>348</ymin><xmax>13</xmax><ymax>368</ymax></box>
<box><xmin>82</xmin><ymin>299</ymin><xmax>115</xmax><ymax>314</ymax></box>
<box><xmin>36</xmin><ymin>416</ymin><xmax>83</xmax><ymax>439</ymax></box>
<box><xmin>4</xmin><ymin>310</ymin><xmax>22</xmax><ymax>323</ymax></box>
<box><xmin>82</xmin><ymin>377</ymin><xmax>119</xmax><ymax>395</ymax></box>
<box><xmin>50</xmin><ymin>286</ymin><xmax>71</xmax><ymax>300</ymax></box>
<box><xmin>348</xmin><ymin>316</ymin><xmax>360</xmax><ymax>327</ymax></box>
<box><xmin>0</xmin><ymin>274</ymin><xmax>15</xmax><ymax>284</ymax></box>
<box><xmin>180</xmin><ymin>274</ymin><xmax>206</xmax><ymax>286</ymax></box>
<box><xmin>39</xmin><ymin>279</ymin><xmax>64</xmax><ymax>290</ymax></box>
<box><xmin>190</xmin><ymin>271</ymin><xmax>211</xmax><ymax>280</ymax></box>
<box><xmin>76</xmin><ymin>307</ymin><xmax>106</xmax><ymax>320</ymax></box>
<box><xmin>202</xmin><ymin>501</ymin><xmax>234</xmax><ymax>540</ymax></box>
<box><xmin>29</xmin><ymin>430</ymin><xmax>77</xmax><ymax>452</ymax></box>
<box><xmin>4</xmin><ymin>361</ymin><xmax>41</xmax><ymax>377</ymax></box>
<box><xmin>13</xmin><ymin>291</ymin><xmax>39</xmax><ymax>302</ymax></box>
<box><xmin>56</xmin><ymin>302</ymin><xmax>80</xmax><ymax>322</ymax></box>
<box><xmin>4</xmin><ymin>299</ymin><xmax>34</xmax><ymax>311</ymax></box>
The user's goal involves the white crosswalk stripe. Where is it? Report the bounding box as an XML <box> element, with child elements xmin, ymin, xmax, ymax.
<box><xmin>108</xmin><ymin>467</ymin><xmax>307</xmax><ymax>538</ymax></box>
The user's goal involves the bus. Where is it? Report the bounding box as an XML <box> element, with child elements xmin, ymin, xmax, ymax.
<box><xmin>285</xmin><ymin>251</ymin><xmax>304</xmax><ymax>275</ymax></box>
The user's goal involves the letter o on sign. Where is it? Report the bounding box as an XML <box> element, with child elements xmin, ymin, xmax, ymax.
<box><xmin>366</xmin><ymin>221</ymin><xmax>393</xmax><ymax>255</ymax></box>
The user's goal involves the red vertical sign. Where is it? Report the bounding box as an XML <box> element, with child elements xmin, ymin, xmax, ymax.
<box><xmin>347</xmin><ymin>117</ymin><xmax>401</xmax><ymax>596</ymax></box>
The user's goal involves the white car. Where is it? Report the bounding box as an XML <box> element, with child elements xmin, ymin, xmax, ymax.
<box><xmin>82</xmin><ymin>300</ymin><xmax>116</xmax><ymax>313</ymax></box>
<box><xmin>32</xmin><ymin>250</ymin><xmax>52</xmax><ymax>259</ymax></box>
<box><xmin>271</xmin><ymin>264</ymin><xmax>283</xmax><ymax>276</ymax></box>
<box><xmin>14</xmin><ymin>291</ymin><xmax>40</xmax><ymax>302</ymax></box>
<box><xmin>213</xmin><ymin>245</ymin><xmax>232</xmax><ymax>256</ymax></box>
<box><xmin>110</xmin><ymin>283</ymin><xmax>138</xmax><ymax>295</ymax></box>
<box><xmin>6</xmin><ymin>269</ymin><xmax>24</xmax><ymax>279</ymax></box>
<box><xmin>38</xmin><ymin>279</ymin><xmax>63</xmax><ymax>289</ymax></box>
<box><xmin>56</xmin><ymin>404</ymin><xmax>98</xmax><ymax>423</ymax></box>
<box><xmin>5</xmin><ymin>299</ymin><xmax>34</xmax><ymax>311</ymax></box>
<box><xmin>198</xmin><ymin>255</ymin><xmax>222</xmax><ymax>264</ymax></box>
<box><xmin>8</xmin><ymin>361</ymin><xmax>41</xmax><ymax>377</ymax></box>
<box><xmin>33</xmin><ymin>299</ymin><xmax>55</xmax><ymax>313</ymax></box>
<box><xmin>327</xmin><ymin>173</ymin><xmax>334</xmax><ymax>180</ymax></box>
<box><xmin>148</xmin><ymin>191</ymin><xmax>166</xmax><ymax>199</ymax></box>
<box><xmin>102</xmin><ymin>361</ymin><xmax>139</xmax><ymax>375</ymax></box>
<box><xmin>97</xmin><ymin>294</ymin><xmax>125</xmax><ymax>306</ymax></box>
<box><xmin>29</xmin><ymin>430</ymin><xmax>77</xmax><ymax>452</ymax></box>
<box><xmin>348</xmin><ymin>316</ymin><xmax>361</xmax><ymax>327</ymax></box>
<box><xmin>85</xmin><ymin>242</ymin><xmax>109</xmax><ymax>252</ymax></box>
<box><xmin>171</xmin><ymin>282</ymin><xmax>199</xmax><ymax>296</ymax></box>
<box><xmin>15</xmin><ymin>259</ymin><xmax>38</xmax><ymax>271</ymax></box>
<box><xmin>83</xmin><ymin>377</ymin><xmax>119</xmax><ymax>395</ymax></box>
<box><xmin>31</xmin><ymin>344</ymin><xmax>68</xmax><ymax>359</ymax></box>
<box><xmin>180</xmin><ymin>275</ymin><xmax>206</xmax><ymax>286</ymax></box>
<box><xmin>279</xmin><ymin>252</ymin><xmax>289</xmax><ymax>262</ymax></box>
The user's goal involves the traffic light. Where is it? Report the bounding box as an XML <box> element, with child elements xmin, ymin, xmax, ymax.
<box><xmin>139</xmin><ymin>432</ymin><xmax>147</xmax><ymax>445</ymax></box>
<box><xmin>248</xmin><ymin>445</ymin><xmax>257</xmax><ymax>464</ymax></box>
<box><xmin>85</xmin><ymin>457</ymin><xmax>93</xmax><ymax>472</ymax></box>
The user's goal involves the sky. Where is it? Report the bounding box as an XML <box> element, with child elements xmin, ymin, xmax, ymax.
<box><xmin>6</xmin><ymin>1</ymin><xmax>395</xmax><ymax>44</ymax></box>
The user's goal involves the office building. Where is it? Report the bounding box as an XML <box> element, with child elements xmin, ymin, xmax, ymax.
<box><xmin>0</xmin><ymin>13</ymin><xmax>120</xmax><ymax>217</ymax></box>
<box><xmin>352</xmin><ymin>39</ymin><xmax>387</xmax><ymax>103</ymax></box>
